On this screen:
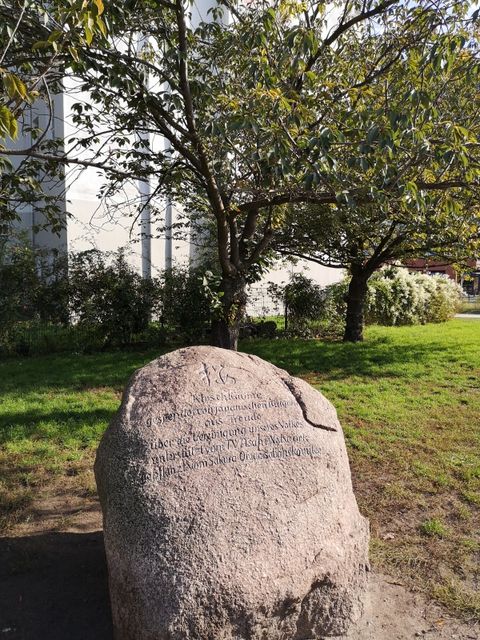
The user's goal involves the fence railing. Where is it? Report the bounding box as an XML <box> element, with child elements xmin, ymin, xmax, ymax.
<box><xmin>246</xmin><ymin>286</ymin><xmax>283</xmax><ymax>318</ymax></box>
<box><xmin>459</xmin><ymin>294</ymin><xmax>480</xmax><ymax>314</ymax></box>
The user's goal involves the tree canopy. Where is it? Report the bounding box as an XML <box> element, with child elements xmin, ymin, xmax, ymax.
<box><xmin>0</xmin><ymin>0</ymin><xmax>107</xmax><ymax>230</ymax></box>
<box><xmin>275</xmin><ymin>11</ymin><xmax>480</xmax><ymax>340</ymax></box>
<box><xmin>2</xmin><ymin>0</ymin><xmax>479</xmax><ymax>347</ymax></box>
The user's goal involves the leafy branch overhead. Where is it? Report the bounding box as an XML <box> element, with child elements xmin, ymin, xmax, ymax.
<box><xmin>277</xmin><ymin>27</ymin><xmax>480</xmax><ymax>271</ymax></box>
<box><xmin>271</xmin><ymin>6</ymin><xmax>480</xmax><ymax>341</ymax></box>
<box><xmin>2</xmin><ymin>0</ymin><xmax>480</xmax><ymax>348</ymax></box>
<box><xmin>76</xmin><ymin>4</ymin><xmax>480</xmax><ymax>230</ymax></box>
<box><xmin>0</xmin><ymin>0</ymin><xmax>108</xmax><ymax>228</ymax></box>
<box><xmin>0</xmin><ymin>0</ymin><xmax>107</xmax><ymax>142</ymax></box>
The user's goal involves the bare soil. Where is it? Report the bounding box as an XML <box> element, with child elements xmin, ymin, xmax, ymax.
<box><xmin>337</xmin><ymin>574</ymin><xmax>479</xmax><ymax>640</ymax></box>
<box><xmin>0</xmin><ymin>493</ymin><xmax>478</xmax><ymax>640</ymax></box>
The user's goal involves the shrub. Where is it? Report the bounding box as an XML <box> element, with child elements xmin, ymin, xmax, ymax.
<box><xmin>269</xmin><ymin>273</ymin><xmax>324</xmax><ymax>336</ymax></box>
<box><xmin>0</xmin><ymin>241</ymin><xmax>68</xmax><ymax>331</ymax></box>
<box><xmin>0</xmin><ymin>322</ymin><xmax>106</xmax><ymax>357</ymax></box>
<box><xmin>366</xmin><ymin>267</ymin><xmax>463</xmax><ymax>326</ymax></box>
<box><xmin>0</xmin><ymin>240</ymin><xmax>70</xmax><ymax>355</ymax></box>
<box><xmin>68</xmin><ymin>249</ymin><xmax>160</xmax><ymax>347</ymax></box>
<box><xmin>158</xmin><ymin>266</ymin><xmax>215</xmax><ymax>343</ymax></box>
<box><xmin>291</xmin><ymin>266</ymin><xmax>463</xmax><ymax>337</ymax></box>
<box><xmin>318</xmin><ymin>281</ymin><xmax>348</xmax><ymax>337</ymax></box>
<box><xmin>0</xmin><ymin>243</ymin><xmax>217</xmax><ymax>354</ymax></box>
<box><xmin>424</xmin><ymin>276</ymin><xmax>463</xmax><ymax>323</ymax></box>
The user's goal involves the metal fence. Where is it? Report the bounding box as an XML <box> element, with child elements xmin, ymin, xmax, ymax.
<box><xmin>461</xmin><ymin>295</ymin><xmax>480</xmax><ymax>313</ymax></box>
<box><xmin>246</xmin><ymin>286</ymin><xmax>283</xmax><ymax>319</ymax></box>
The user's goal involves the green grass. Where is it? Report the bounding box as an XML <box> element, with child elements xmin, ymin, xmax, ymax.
<box><xmin>1</xmin><ymin>320</ymin><xmax>479</xmax><ymax>618</ymax></box>
<box><xmin>242</xmin><ymin>321</ymin><xmax>480</xmax><ymax>618</ymax></box>
<box><xmin>0</xmin><ymin>348</ymin><xmax>165</xmax><ymax>529</ymax></box>
<box><xmin>419</xmin><ymin>518</ymin><xmax>449</xmax><ymax>538</ymax></box>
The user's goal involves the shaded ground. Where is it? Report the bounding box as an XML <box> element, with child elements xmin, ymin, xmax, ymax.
<box><xmin>0</xmin><ymin>497</ymin><xmax>478</xmax><ymax>640</ymax></box>
<box><xmin>0</xmin><ymin>531</ymin><xmax>112</xmax><ymax>640</ymax></box>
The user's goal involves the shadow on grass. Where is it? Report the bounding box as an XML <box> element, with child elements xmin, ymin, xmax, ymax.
<box><xmin>0</xmin><ymin>531</ymin><xmax>113</xmax><ymax>640</ymax></box>
<box><xmin>240</xmin><ymin>334</ymin><xmax>468</xmax><ymax>379</ymax></box>
<box><xmin>0</xmin><ymin>407</ymin><xmax>115</xmax><ymax>444</ymax></box>
<box><xmin>0</xmin><ymin>324</ymin><xmax>476</xmax><ymax>398</ymax></box>
<box><xmin>0</xmin><ymin>348</ymin><xmax>164</xmax><ymax>394</ymax></box>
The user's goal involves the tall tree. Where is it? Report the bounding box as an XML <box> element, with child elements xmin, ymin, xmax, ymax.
<box><xmin>277</xmin><ymin>20</ymin><xmax>480</xmax><ymax>341</ymax></box>
<box><xmin>3</xmin><ymin>0</ymin><xmax>477</xmax><ymax>348</ymax></box>
<box><xmin>281</xmin><ymin>197</ymin><xmax>480</xmax><ymax>341</ymax></box>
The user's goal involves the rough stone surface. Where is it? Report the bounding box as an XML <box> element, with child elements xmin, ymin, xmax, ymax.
<box><xmin>95</xmin><ymin>346</ymin><xmax>369</xmax><ymax>640</ymax></box>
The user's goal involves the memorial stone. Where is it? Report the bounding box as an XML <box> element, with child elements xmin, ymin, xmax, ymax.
<box><xmin>95</xmin><ymin>346</ymin><xmax>369</xmax><ymax>640</ymax></box>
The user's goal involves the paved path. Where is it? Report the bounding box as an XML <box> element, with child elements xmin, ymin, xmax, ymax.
<box><xmin>455</xmin><ymin>313</ymin><xmax>480</xmax><ymax>318</ymax></box>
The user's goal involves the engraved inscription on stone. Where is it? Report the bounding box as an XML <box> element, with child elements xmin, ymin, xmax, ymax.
<box><xmin>95</xmin><ymin>346</ymin><xmax>370</xmax><ymax>640</ymax></box>
<box><xmin>140</xmin><ymin>385</ymin><xmax>322</xmax><ymax>483</ymax></box>
<box><xmin>198</xmin><ymin>363</ymin><xmax>237</xmax><ymax>386</ymax></box>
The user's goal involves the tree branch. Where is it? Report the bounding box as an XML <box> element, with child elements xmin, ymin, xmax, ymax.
<box><xmin>296</xmin><ymin>0</ymin><xmax>398</xmax><ymax>90</ymax></box>
<box><xmin>0</xmin><ymin>149</ymin><xmax>141</xmax><ymax>181</ymax></box>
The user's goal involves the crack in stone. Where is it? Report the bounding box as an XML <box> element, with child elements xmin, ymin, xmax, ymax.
<box><xmin>281</xmin><ymin>377</ymin><xmax>337</xmax><ymax>433</ymax></box>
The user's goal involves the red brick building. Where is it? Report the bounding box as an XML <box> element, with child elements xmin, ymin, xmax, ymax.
<box><xmin>405</xmin><ymin>258</ymin><xmax>480</xmax><ymax>295</ymax></box>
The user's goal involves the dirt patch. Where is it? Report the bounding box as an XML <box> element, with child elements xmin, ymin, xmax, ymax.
<box><xmin>12</xmin><ymin>492</ymin><xmax>102</xmax><ymax>536</ymax></box>
<box><xmin>337</xmin><ymin>574</ymin><xmax>479</xmax><ymax>639</ymax></box>
<box><xmin>1</xmin><ymin>492</ymin><xmax>479</xmax><ymax>640</ymax></box>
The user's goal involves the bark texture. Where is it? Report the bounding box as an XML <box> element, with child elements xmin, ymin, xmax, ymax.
<box><xmin>344</xmin><ymin>269</ymin><xmax>370</xmax><ymax>343</ymax></box>
<box><xmin>210</xmin><ymin>275</ymin><xmax>247</xmax><ymax>351</ymax></box>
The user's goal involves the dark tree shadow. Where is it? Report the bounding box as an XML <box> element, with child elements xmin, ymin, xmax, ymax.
<box><xmin>240</xmin><ymin>334</ymin><xmax>466</xmax><ymax>379</ymax></box>
<box><xmin>0</xmin><ymin>407</ymin><xmax>115</xmax><ymax>444</ymax></box>
<box><xmin>0</xmin><ymin>531</ymin><xmax>113</xmax><ymax>640</ymax></box>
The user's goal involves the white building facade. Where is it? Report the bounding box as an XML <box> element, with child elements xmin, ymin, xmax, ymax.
<box><xmin>11</xmin><ymin>1</ymin><xmax>343</xmax><ymax>295</ymax></box>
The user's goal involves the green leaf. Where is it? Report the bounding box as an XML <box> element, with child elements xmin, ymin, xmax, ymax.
<box><xmin>366</xmin><ymin>125</ymin><xmax>380</xmax><ymax>145</ymax></box>
<box><xmin>8</xmin><ymin>115</ymin><xmax>18</xmax><ymax>139</ymax></box>
<box><xmin>84</xmin><ymin>26</ymin><xmax>93</xmax><ymax>46</ymax></box>
<box><xmin>3</xmin><ymin>73</ymin><xmax>28</xmax><ymax>100</ymax></box>
<box><xmin>32</xmin><ymin>40</ymin><xmax>50</xmax><ymax>50</ymax></box>
<box><xmin>0</xmin><ymin>105</ymin><xmax>18</xmax><ymax>139</ymax></box>
<box><xmin>96</xmin><ymin>16</ymin><xmax>107</xmax><ymax>38</ymax></box>
<box><xmin>360</xmin><ymin>157</ymin><xmax>370</xmax><ymax>171</ymax></box>
<box><xmin>48</xmin><ymin>30</ymin><xmax>62</xmax><ymax>43</ymax></box>
<box><xmin>68</xmin><ymin>46</ymin><xmax>80</xmax><ymax>63</ymax></box>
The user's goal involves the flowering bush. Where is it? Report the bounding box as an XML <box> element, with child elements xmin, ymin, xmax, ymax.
<box><xmin>366</xmin><ymin>267</ymin><xmax>463</xmax><ymax>325</ymax></box>
<box><xmin>323</xmin><ymin>266</ymin><xmax>463</xmax><ymax>332</ymax></box>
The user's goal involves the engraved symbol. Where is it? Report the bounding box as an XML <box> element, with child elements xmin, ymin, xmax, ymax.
<box><xmin>199</xmin><ymin>363</ymin><xmax>236</xmax><ymax>386</ymax></box>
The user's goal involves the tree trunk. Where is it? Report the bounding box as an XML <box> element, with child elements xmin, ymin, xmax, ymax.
<box><xmin>210</xmin><ymin>275</ymin><xmax>247</xmax><ymax>351</ymax></box>
<box><xmin>343</xmin><ymin>269</ymin><xmax>369</xmax><ymax>343</ymax></box>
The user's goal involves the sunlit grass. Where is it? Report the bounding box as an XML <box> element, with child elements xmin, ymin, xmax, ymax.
<box><xmin>0</xmin><ymin>320</ymin><xmax>479</xmax><ymax>618</ymax></box>
<box><xmin>243</xmin><ymin>320</ymin><xmax>480</xmax><ymax>618</ymax></box>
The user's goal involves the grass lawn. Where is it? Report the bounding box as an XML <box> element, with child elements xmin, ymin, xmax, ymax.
<box><xmin>1</xmin><ymin>320</ymin><xmax>479</xmax><ymax>619</ymax></box>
